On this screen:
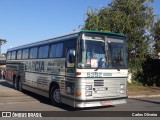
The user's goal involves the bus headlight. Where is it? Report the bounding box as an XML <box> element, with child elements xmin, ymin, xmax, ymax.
<box><xmin>85</xmin><ymin>91</ymin><xmax>92</xmax><ymax>96</ymax></box>
<box><xmin>120</xmin><ymin>90</ymin><xmax>124</xmax><ymax>94</ymax></box>
<box><xmin>86</xmin><ymin>85</ymin><xmax>92</xmax><ymax>90</ymax></box>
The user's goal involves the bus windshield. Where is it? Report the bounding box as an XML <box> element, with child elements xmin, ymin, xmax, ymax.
<box><xmin>107</xmin><ymin>41</ymin><xmax>127</xmax><ymax>69</ymax></box>
<box><xmin>78</xmin><ymin>34</ymin><xmax>127</xmax><ymax>69</ymax></box>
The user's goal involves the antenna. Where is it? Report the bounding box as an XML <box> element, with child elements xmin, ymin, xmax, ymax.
<box><xmin>73</xmin><ymin>25</ymin><xmax>84</xmax><ymax>31</ymax></box>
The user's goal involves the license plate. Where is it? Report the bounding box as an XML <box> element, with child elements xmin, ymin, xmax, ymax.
<box><xmin>101</xmin><ymin>101</ymin><xmax>112</xmax><ymax>105</ymax></box>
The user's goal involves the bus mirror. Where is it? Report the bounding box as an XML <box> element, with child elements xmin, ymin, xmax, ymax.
<box><xmin>67</xmin><ymin>49</ymin><xmax>75</xmax><ymax>67</ymax></box>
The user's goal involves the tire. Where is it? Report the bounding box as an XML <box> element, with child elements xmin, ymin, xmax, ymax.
<box><xmin>14</xmin><ymin>77</ymin><xmax>23</xmax><ymax>92</ymax></box>
<box><xmin>14</xmin><ymin>79</ymin><xmax>19</xmax><ymax>90</ymax></box>
<box><xmin>18</xmin><ymin>78</ymin><xmax>23</xmax><ymax>92</ymax></box>
<box><xmin>50</xmin><ymin>86</ymin><xmax>61</xmax><ymax>106</ymax></box>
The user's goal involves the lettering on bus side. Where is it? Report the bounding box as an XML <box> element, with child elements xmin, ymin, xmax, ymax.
<box><xmin>24</xmin><ymin>61</ymin><xmax>45</xmax><ymax>72</ymax></box>
<box><xmin>47</xmin><ymin>61</ymin><xmax>60</xmax><ymax>74</ymax></box>
<box><xmin>87</xmin><ymin>72</ymin><xmax>112</xmax><ymax>77</ymax></box>
<box><xmin>103</xmin><ymin>73</ymin><xmax>112</xmax><ymax>77</ymax></box>
<box><xmin>87</xmin><ymin>72</ymin><xmax>102</xmax><ymax>77</ymax></box>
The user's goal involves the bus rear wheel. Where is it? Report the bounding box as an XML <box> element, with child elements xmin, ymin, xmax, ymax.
<box><xmin>18</xmin><ymin>79</ymin><xmax>23</xmax><ymax>92</ymax></box>
<box><xmin>14</xmin><ymin>77</ymin><xmax>23</xmax><ymax>92</ymax></box>
<box><xmin>14</xmin><ymin>79</ymin><xmax>19</xmax><ymax>90</ymax></box>
<box><xmin>50</xmin><ymin>86</ymin><xmax>61</xmax><ymax>106</ymax></box>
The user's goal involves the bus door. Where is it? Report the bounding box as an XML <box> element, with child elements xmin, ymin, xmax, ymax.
<box><xmin>65</xmin><ymin>49</ymin><xmax>76</xmax><ymax>97</ymax></box>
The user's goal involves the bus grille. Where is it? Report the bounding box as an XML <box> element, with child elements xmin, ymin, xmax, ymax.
<box><xmin>94</xmin><ymin>80</ymin><xmax>104</xmax><ymax>86</ymax></box>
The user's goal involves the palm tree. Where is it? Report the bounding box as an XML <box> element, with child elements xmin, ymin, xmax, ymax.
<box><xmin>0</xmin><ymin>39</ymin><xmax>7</xmax><ymax>55</ymax></box>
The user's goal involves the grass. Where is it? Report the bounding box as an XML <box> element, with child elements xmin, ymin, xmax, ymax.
<box><xmin>127</xmin><ymin>82</ymin><xmax>160</xmax><ymax>94</ymax></box>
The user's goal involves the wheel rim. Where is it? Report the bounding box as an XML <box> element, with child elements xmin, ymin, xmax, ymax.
<box><xmin>53</xmin><ymin>89</ymin><xmax>61</xmax><ymax>103</ymax></box>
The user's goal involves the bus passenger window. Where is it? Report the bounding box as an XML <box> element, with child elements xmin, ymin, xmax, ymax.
<box><xmin>50</xmin><ymin>43</ymin><xmax>63</xmax><ymax>58</ymax></box>
<box><xmin>30</xmin><ymin>47</ymin><xmax>38</xmax><ymax>59</ymax></box>
<box><xmin>56</xmin><ymin>43</ymin><xmax>63</xmax><ymax>57</ymax></box>
<box><xmin>11</xmin><ymin>51</ymin><xmax>16</xmax><ymax>59</ymax></box>
<box><xmin>39</xmin><ymin>45</ymin><xmax>49</xmax><ymax>58</ymax></box>
<box><xmin>22</xmin><ymin>49</ymin><xmax>29</xmax><ymax>59</ymax></box>
<box><xmin>50</xmin><ymin>44</ymin><xmax>56</xmax><ymax>58</ymax></box>
<box><xmin>7</xmin><ymin>52</ymin><xmax>11</xmax><ymax>60</ymax></box>
<box><xmin>17</xmin><ymin>50</ymin><xmax>22</xmax><ymax>59</ymax></box>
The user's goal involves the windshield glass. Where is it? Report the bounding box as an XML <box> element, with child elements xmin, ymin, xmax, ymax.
<box><xmin>107</xmin><ymin>40</ymin><xmax>127</xmax><ymax>69</ymax></box>
<box><xmin>78</xmin><ymin>34</ymin><xmax>127</xmax><ymax>69</ymax></box>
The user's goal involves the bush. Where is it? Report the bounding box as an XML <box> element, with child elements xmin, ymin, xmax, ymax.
<box><xmin>135</xmin><ymin>57</ymin><xmax>160</xmax><ymax>87</ymax></box>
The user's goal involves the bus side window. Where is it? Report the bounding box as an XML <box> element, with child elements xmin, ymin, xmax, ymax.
<box><xmin>11</xmin><ymin>51</ymin><xmax>16</xmax><ymax>60</ymax></box>
<box><xmin>66</xmin><ymin>49</ymin><xmax>75</xmax><ymax>67</ymax></box>
<box><xmin>17</xmin><ymin>50</ymin><xmax>22</xmax><ymax>59</ymax></box>
<box><xmin>7</xmin><ymin>52</ymin><xmax>11</xmax><ymax>60</ymax></box>
<box><xmin>22</xmin><ymin>49</ymin><xmax>29</xmax><ymax>59</ymax></box>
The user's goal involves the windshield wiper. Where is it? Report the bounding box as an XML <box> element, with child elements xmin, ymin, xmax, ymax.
<box><xmin>94</xmin><ymin>67</ymin><xmax>99</xmax><ymax>71</ymax></box>
<box><xmin>116</xmin><ymin>67</ymin><xmax>120</xmax><ymax>71</ymax></box>
<box><xmin>112</xmin><ymin>61</ymin><xmax>121</xmax><ymax>71</ymax></box>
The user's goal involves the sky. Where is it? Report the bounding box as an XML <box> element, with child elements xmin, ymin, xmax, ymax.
<box><xmin>0</xmin><ymin>0</ymin><xmax>159</xmax><ymax>53</ymax></box>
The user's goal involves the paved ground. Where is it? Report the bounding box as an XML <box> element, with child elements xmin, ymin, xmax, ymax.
<box><xmin>0</xmin><ymin>79</ymin><xmax>160</xmax><ymax>119</ymax></box>
<box><xmin>1</xmin><ymin>79</ymin><xmax>160</xmax><ymax>101</ymax></box>
<box><xmin>0</xmin><ymin>80</ymin><xmax>39</xmax><ymax>105</ymax></box>
<box><xmin>0</xmin><ymin>79</ymin><xmax>160</xmax><ymax>110</ymax></box>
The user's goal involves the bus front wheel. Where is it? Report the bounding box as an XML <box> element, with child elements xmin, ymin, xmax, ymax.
<box><xmin>50</xmin><ymin>86</ymin><xmax>61</xmax><ymax>106</ymax></box>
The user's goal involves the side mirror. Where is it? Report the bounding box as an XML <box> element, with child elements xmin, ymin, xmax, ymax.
<box><xmin>66</xmin><ymin>49</ymin><xmax>75</xmax><ymax>67</ymax></box>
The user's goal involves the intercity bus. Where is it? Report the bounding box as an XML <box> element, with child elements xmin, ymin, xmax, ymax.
<box><xmin>5</xmin><ymin>30</ymin><xmax>128</xmax><ymax>108</ymax></box>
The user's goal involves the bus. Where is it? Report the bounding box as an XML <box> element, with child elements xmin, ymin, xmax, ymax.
<box><xmin>5</xmin><ymin>30</ymin><xmax>128</xmax><ymax>108</ymax></box>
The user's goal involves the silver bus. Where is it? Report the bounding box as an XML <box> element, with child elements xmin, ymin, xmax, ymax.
<box><xmin>5</xmin><ymin>30</ymin><xmax>128</xmax><ymax>108</ymax></box>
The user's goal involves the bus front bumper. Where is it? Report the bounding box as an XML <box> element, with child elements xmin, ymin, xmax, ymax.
<box><xmin>75</xmin><ymin>97</ymin><xmax>127</xmax><ymax>108</ymax></box>
<box><xmin>61</xmin><ymin>95</ymin><xmax>128</xmax><ymax>108</ymax></box>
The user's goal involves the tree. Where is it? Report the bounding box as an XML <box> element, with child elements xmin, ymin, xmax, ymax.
<box><xmin>84</xmin><ymin>0</ymin><xmax>154</xmax><ymax>74</ymax></box>
<box><xmin>0</xmin><ymin>39</ymin><xmax>7</xmax><ymax>55</ymax></box>
<box><xmin>151</xmin><ymin>19</ymin><xmax>160</xmax><ymax>56</ymax></box>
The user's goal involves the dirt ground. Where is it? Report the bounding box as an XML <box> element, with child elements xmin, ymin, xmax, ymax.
<box><xmin>127</xmin><ymin>86</ymin><xmax>160</xmax><ymax>96</ymax></box>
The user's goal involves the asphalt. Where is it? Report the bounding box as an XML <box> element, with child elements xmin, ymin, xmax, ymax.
<box><xmin>0</xmin><ymin>79</ymin><xmax>160</xmax><ymax>99</ymax></box>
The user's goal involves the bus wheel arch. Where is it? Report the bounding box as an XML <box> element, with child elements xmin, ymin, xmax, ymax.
<box><xmin>49</xmin><ymin>82</ymin><xmax>61</xmax><ymax>106</ymax></box>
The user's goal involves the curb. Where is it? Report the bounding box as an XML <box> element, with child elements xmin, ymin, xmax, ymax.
<box><xmin>128</xmin><ymin>94</ymin><xmax>160</xmax><ymax>98</ymax></box>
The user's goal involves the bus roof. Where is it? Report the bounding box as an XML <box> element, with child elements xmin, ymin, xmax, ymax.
<box><xmin>81</xmin><ymin>30</ymin><xmax>126</xmax><ymax>37</ymax></box>
<box><xmin>8</xmin><ymin>30</ymin><xmax>126</xmax><ymax>52</ymax></box>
